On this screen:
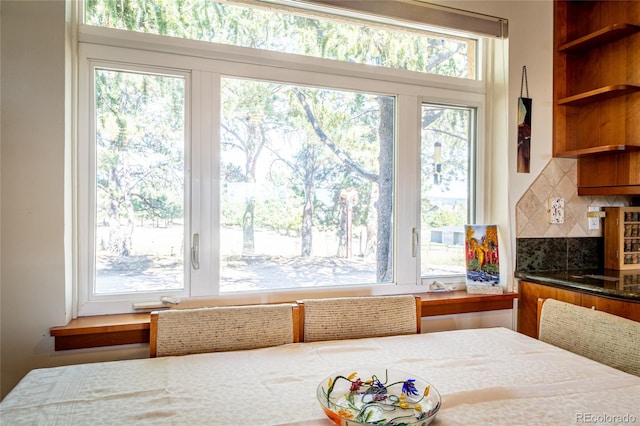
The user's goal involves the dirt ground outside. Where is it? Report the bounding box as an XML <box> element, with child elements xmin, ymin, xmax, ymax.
<box><xmin>95</xmin><ymin>225</ymin><xmax>379</xmax><ymax>293</ymax></box>
<box><xmin>95</xmin><ymin>225</ymin><xmax>463</xmax><ymax>293</ymax></box>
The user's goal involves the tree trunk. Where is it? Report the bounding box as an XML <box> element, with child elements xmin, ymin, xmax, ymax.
<box><xmin>107</xmin><ymin>164</ymin><xmax>133</xmax><ymax>256</ymax></box>
<box><xmin>241</xmin><ymin>119</ymin><xmax>262</xmax><ymax>253</ymax></box>
<box><xmin>376</xmin><ymin>96</ymin><xmax>394</xmax><ymax>282</ymax></box>
<box><xmin>365</xmin><ymin>184</ymin><xmax>378</xmax><ymax>257</ymax></box>
<box><xmin>242</xmin><ymin>197</ymin><xmax>255</xmax><ymax>253</ymax></box>
<box><xmin>301</xmin><ymin>147</ymin><xmax>316</xmax><ymax>257</ymax></box>
<box><xmin>122</xmin><ymin>189</ymin><xmax>135</xmax><ymax>256</ymax></box>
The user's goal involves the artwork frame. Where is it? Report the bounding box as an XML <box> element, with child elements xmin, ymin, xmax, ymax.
<box><xmin>464</xmin><ymin>224</ymin><xmax>502</xmax><ymax>293</ymax></box>
<box><xmin>517</xmin><ymin>65</ymin><xmax>531</xmax><ymax>174</ymax></box>
<box><xmin>517</xmin><ymin>96</ymin><xmax>532</xmax><ymax>173</ymax></box>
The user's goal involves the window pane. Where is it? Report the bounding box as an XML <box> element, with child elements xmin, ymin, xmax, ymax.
<box><xmin>420</xmin><ymin>104</ymin><xmax>473</xmax><ymax>277</ymax></box>
<box><xmin>85</xmin><ymin>1</ymin><xmax>477</xmax><ymax>79</ymax></box>
<box><xmin>94</xmin><ymin>69</ymin><xmax>185</xmax><ymax>294</ymax></box>
<box><xmin>220</xmin><ymin>78</ymin><xmax>394</xmax><ymax>291</ymax></box>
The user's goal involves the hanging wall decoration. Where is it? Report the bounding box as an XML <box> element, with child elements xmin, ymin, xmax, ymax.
<box><xmin>517</xmin><ymin>66</ymin><xmax>532</xmax><ymax>173</ymax></box>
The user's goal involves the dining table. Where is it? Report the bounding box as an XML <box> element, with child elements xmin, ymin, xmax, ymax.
<box><xmin>1</xmin><ymin>327</ymin><xmax>639</xmax><ymax>425</ymax></box>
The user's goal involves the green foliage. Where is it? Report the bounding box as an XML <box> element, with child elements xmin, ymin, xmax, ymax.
<box><xmin>88</xmin><ymin>0</ymin><xmax>473</xmax><ymax>262</ymax></box>
<box><xmin>423</xmin><ymin>206</ymin><xmax>466</xmax><ymax>229</ymax></box>
<box><xmin>483</xmin><ymin>263</ymin><xmax>499</xmax><ymax>274</ymax></box>
<box><xmin>85</xmin><ymin>1</ymin><xmax>473</xmax><ymax>78</ymax></box>
<box><xmin>95</xmin><ymin>68</ymin><xmax>185</xmax><ymax>253</ymax></box>
<box><xmin>467</xmin><ymin>258</ymin><xmax>481</xmax><ymax>272</ymax></box>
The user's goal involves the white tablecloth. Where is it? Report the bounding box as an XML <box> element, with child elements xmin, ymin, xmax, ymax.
<box><xmin>2</xmin><ymin>327</ymin><xmax>639</xmax><ymax>425</ymax></box>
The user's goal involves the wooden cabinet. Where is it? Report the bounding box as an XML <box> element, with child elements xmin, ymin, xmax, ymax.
<box><xmin>518</xmin><ymin>281</ymin><xmax>580</xmax><ymax>338</ymax></box>
<box><xmin>553</xmin><ymin>1</ymin><xmax>640</xmax><ymax>195</ymax></box>
<box><xmin>604</xmin><ymin>206</ymin><xmax>640</xmax><ymax>269</ymax></box>
<box><xmin>518</xmin><ymin>280</ymin><xmax>640</xmax><ymax>338</ymax></box>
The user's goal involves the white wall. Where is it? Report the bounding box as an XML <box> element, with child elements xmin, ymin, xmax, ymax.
<box><xmin>441</xmin><ymin>0</ymin><xmax>554</xmax><ymax>272</ymax></box>
<box><xmin>444</xmin><ymin>0</ymin><xmax>554</xmax><ymax>204</ymax></box>
<box><xmin>0</xmin><ymin>0</ymin><xmax>553</xmax><ymax>399</ymax></box>
<box><xmin>0</xmin><ymin>0</ymin><xmax>149</xmax><ymax>399</ymax></box>
<box><xmin>2</xmin><ymin>0</ymin><xmax>65</xmax><ymax>397</ymax></box>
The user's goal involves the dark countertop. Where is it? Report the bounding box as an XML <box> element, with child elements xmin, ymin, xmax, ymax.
<box><xmin>515</xmin><ymin>269</ymin><xmax>640</xmax><ymax>302</ymax></box>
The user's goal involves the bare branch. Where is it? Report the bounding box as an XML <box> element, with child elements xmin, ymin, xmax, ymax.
<box><xmin>294</xmin><ymin>88</ymin><xmax>379</xmax><ymax>183</ymax></box>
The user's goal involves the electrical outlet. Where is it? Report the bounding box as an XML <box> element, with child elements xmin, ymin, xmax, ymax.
<box><xmin>588</xmin><ymin>206</ymin><xmax>600</xmax><ymax>230</ymax></box>
<box><xmin>549</xmin><ymin>197</ymin><xmax>565</xmax><ymax>224</ymax></box>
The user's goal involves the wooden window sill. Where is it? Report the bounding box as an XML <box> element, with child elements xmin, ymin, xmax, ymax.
<box><xmin>418</xmin><ymin>290</ymin><xmax>517</xmax><ymax>317</ymax></box>
<box><xmin>50</xmin><ymin>313</ymin><xmax>151</xmax><ymax>351</ymax></box>
<box><xmin>50</xmin><ymin>291</ymin><xmax>517</xmax><ymax>351</ymax></box>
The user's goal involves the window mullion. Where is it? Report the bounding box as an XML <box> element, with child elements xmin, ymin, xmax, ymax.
<box><xmin>190</xmin><ymin>70</ymin><xmax>220</xmax><ymax>296</ymax></box>
<box><xmin>395</xmin><ymin>95</ymin><xmax>421</xmax><ymax>285</ymax></box>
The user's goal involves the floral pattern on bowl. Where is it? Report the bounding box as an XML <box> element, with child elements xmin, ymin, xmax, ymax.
<box><xmin>317</xmin><ymin>368</ymin><xmax>441</xmax><ymax>426</ymax></box>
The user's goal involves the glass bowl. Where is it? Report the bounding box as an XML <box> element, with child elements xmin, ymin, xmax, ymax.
<box><xmin>317</xmin><ymin>368</ymin><xmax>441</xmax><ymax>426</ymax></box>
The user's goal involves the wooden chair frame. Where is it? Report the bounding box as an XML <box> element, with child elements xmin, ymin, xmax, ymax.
<box><xmin>536</xmin><ymin>297</ymin><xmax>545</xmax><ymax>338</ymax></box>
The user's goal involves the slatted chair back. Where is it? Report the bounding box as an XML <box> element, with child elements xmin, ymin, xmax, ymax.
<box><xmin>537</xmin><ymin>298</ymin><xmax>640</xmax><ymax>376</ymax></box>
<box><xmin>150</xmin><ymin>303</ymin><xmax>299</xmax><ymax>357</ymax></box>
<box><xmin>298</xmin><ymin>295</ymin><xmax>421</xmax><ymax>343</ymax></box>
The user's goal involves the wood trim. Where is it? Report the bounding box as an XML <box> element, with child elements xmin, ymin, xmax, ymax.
<box><xmin>50</xmin><ymin>313</ymin><xmax>151</xmax><ymax>336</ymax></box>
<box><xmin>578</xmin><ymin>185</ymin><xmax>640</xmax><ymax>196</ymax></box>
<box><xmin>296</xmin><ymin>300</ymin><xmax>306</xmax><ymax>343</ymax></box>
<box><xmin>149</xmin><ymin>312</ymin><xmax>159</xmax><ymax>358</ymax></box>
<box><xmin>50</xmin><ymin>291</ymin><xmax>517</xmax><ymax>351</ymax></box>
<box><xmin>291</xmin><ymin>304</ymin><xmax>301</xmax><ymax>343</ymax></box>
<box><xmin>536</xmin><ymin>298</ymin><xmax>546</xmax><ymax>338</ymax></box>
<box><xmin>54</xmin><ymin>329</ymin><xmax>150</xmax><ymax>351</ymax></box>
<box><xmin>414</xmin><ymin>295</ymin><xmax>422</xmax><ymax>334</ymax></box>
<box><xmin>518</xmin><ymin>281</ymin><xmax>581</xmax><ymax>338</ymax></box>
<box><xmin>419</xmin><ymin>291</ymin><xmax>517</xmax><ymax>317</ymax></box>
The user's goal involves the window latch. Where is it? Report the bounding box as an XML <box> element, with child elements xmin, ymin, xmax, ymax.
<box><xmin>412</xmin><ymin>228</ymin><xmax>419</xmax><ymax>258</ymax></box>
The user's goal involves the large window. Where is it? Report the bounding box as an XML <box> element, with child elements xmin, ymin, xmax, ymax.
<box><xmin>77</xmin><ymin>0</ymin><xmax>493</xmax><ymax>315</ymax></box>
<box><xmin>220</xmin><ymin>78</ymin><xmax>394</xmax><ymax>291</ymax></box>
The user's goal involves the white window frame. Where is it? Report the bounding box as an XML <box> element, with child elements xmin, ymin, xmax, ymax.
<box><xmin>76</xmin><ymin>22</ymin><xmax>488</xmax><ymax>316</ymax></box>
<box><xmin>417</xmin><ymin>100</ymin><xmax>483</xmax><ymax>284</ymax></box>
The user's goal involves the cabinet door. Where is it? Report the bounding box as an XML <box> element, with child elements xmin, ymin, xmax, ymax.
<box><xmin>604</xmin><ymin>206</ymin><xmax>640</xmax><ymax>269</ymax></box>
<box><xmin>518</xmin><ymin>281</ymin><xmax>581</xmax><ymax>338</ymax></box>
<box><xmin>578</xmin><ymin>153</ymin><xmax>640</xmax><ymax>196</ymax></box>
<box><xmin>581</xmin><ymin>294</ymin><xmax>640</xmax><ymax>322</ymax></box>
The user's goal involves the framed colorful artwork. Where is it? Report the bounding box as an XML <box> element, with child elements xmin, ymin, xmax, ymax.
<box><xmin>464</xmin><ymin>224</ymin><xmax>501</xmax><ymax>292</ymax></box>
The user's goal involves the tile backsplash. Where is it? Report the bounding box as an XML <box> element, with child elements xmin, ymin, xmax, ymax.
<box><xmin>516</xmin><ymin>158</ymin><xmax>631</xmax><ymax>238</ymax></box>
<box><xmin>514</xmin><ymin>158</ymin><xmax>634</xmax><ymax>273</ymax></box>
<box><xmin>515</xmin><ymin>237</ymin><xmax>603</xmax><ymax>272</ymax></box>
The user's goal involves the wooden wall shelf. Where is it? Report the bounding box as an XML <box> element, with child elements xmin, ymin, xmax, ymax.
<box><xmin>553</xmin><ymin>0</ymin><xmax>640</xmax><ymax>194</ymax></box>
<box><xmin>557</xmin><ymin>85</ymin><xmax>640</xmax><ymax>106</ymax></box>
<box><xmin>559</xmin><ymin>23</ymin><xmax>640</xmax><ymax>53</ymax></box>
<box><xmin>554</xmin><ymin>144</ymin><xmax>640</xmax><ymax>158</ymax></box>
